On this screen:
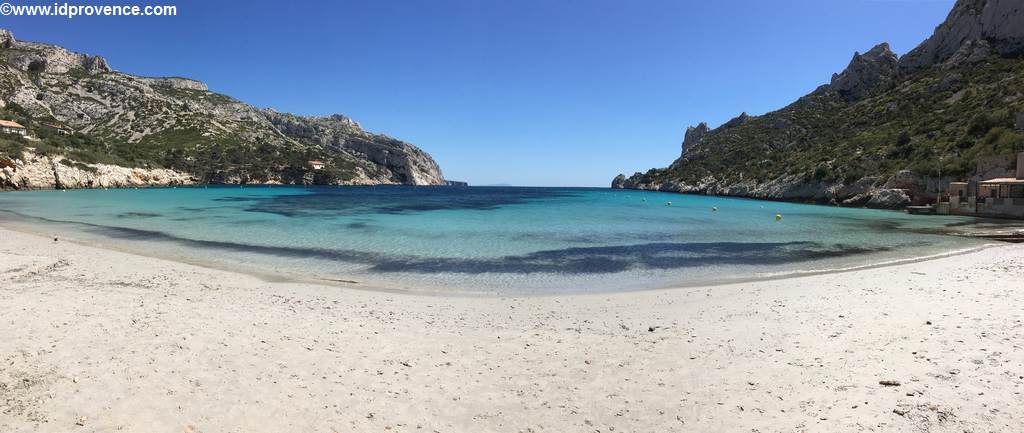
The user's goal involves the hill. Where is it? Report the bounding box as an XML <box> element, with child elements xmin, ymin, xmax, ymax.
<box><xmin>0</xmin><ymin>29</ymin><xmax>445</xmax><ymax>189</ymax></box>
<box><xmin>613</xmin><ymin>0</ymin><xmax>1024</xmax><ymax>209</ymax></box>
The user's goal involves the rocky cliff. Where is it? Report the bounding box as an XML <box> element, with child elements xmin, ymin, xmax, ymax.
<box><xmin>1</xmin><ymin>151</ymin><xmax>193</xmax><ymax>190</ymax></box>
<box><xmin>0</xmin><ymin>29</ymin><xmax>446</xmax><ymax>189</ymax></box>
<box><xmin>900</xmin><ymin>0</ymin><xmax>1024</xmax><ymax>72</ymax></box>
<box><xmin>613</xmin><ymin>0</ymin><xmax>1024</xmax><ymax>209</ymax></box>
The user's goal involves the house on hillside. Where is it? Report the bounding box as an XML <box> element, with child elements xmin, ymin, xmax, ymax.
<box><xmin>942</xmin><ymin>152</ymin><xmax>1024</xmax><ymax>218</ymax></box>
<box><xmin>308</xmin><ymin>160</ymin><xmax>326</xmax><ymax>170</ymax></box>
<box><xmin>40</xmin><ymin>122</ymin><xmax>72</xmax><ymax>136</ymax></box>
<box><xmin>0</xmin><ymin>120</ymin><xmax>26</xmax><ymax>136</ymax></box>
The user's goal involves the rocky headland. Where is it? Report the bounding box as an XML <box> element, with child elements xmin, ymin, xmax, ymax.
<box><xmin>613</xmin><ymin>0</ymin><xmax>1024</xmax><ymax>209</ymax></box>
<box><xmin>0</xmin><ymin>29</ymin><xmax>448</xmax><ymax>190</ymax></box>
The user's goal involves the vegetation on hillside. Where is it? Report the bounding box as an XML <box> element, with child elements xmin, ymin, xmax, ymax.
<box><xmin>0</xmin><ymin>101</ymin><xmax>358</xmax><ymax>184</ymax></box>
<box><xmin>634</xmin><ymin>56</ymin><xmax>1024</xmax><ymax>187</ymax></box>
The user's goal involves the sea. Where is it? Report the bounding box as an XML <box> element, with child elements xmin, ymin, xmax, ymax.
<box><xmin>0</xmin><ymin>185</ymin><xmax>991</xmax><ymax>294</ymax></box>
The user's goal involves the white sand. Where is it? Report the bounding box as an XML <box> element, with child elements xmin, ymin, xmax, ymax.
<box><xmin>1</xmin><ymin>226</ymin><xmax>1022</xmax><ymax>432</ymax></box>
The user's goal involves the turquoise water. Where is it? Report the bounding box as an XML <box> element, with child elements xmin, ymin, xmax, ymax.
<box><xmin>0</xmin><ymin>186</ymin><xmax>989</xmax><ymax>294</ymax></box>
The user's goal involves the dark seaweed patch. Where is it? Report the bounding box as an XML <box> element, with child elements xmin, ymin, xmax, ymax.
<box><xmin>229</xmin><ymin>186</ymin><xmax>582</xmax><ymax>218</ymax></box>
<box><xmin>117</xmin><ymin>212</ymin><xmax>161</xmax><ymax>218</ymax></box>
<box><xmin>366</xmin><ymin>242</ymin><xmax>892</xmax><ymax>274</ymax></box>
<box><xmin>83</xmin><ymin>222</ymin><xmax>892</xmax><ymax>275</ymax></box>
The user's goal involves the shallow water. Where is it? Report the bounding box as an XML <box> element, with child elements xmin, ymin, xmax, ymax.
<box><xmin>0</xmin><ymin>186</ymin><xmax>989</xmax><ymax>294</ymax></box>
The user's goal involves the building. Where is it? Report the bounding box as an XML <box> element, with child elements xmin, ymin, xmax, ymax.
<box><xmin>308</xmin><ymin>160</ymin><xmax>326</xmax><ymax>170</ymax></box>
<box><xmin>40</xmin><ymin>122</ymin><xmax>71</xmax><ymax>136</ymax></box>
<box><xmin>942</xmin><ymin>152</ymin><xmax>1024</xmax><ymax>218</ymax></box>
<box><xmin>0</xmin><ymin>120</ymin><xmax>27</xmax><ymax>136</ymax></box>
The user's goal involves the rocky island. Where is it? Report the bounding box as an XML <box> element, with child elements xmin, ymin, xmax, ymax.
<box><xmin>613</xmin><ymin>0</ymin><xmax>1024</xmax><ymax>210</ymax></box>
<box><xmin>0</xmin><ymin>29</ymin><xmax>448</xmax><ymax>190</ymax></box>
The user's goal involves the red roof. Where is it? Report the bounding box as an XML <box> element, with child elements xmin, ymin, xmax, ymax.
<box><xmin>0</xmin><ymin>120</ymin><xmax>25</xmax><ymax>129</ymax></box>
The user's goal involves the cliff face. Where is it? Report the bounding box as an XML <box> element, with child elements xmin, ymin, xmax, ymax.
<box><xmin>613</xmin><ymin>0</ymin><xmax>1024</xmax><ymax>209</ymax></box>
<box><xmin>0</xmin><ymin>29</ymin><xmax>446</xmax><ymax>188</ymax></box>
<box><xmin>900</xmin><ymin>0</ymin><xmax>1024</xmax><ymax>72</ymax></box>
<box><xmin>1</xmin><ymin>151</ymin><xmax>192</xmax><ymax>190</ymax></box>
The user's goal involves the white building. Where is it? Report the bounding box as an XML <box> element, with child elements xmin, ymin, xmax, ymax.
<box><xmin>0</xmin><ymin>120</ymin><xmax>27</xmax><ymax>136</ymax></box>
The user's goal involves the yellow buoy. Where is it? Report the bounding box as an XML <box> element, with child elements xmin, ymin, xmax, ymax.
<box><xmin>775</xmin><ymin>213</ymin><xmax>782</xmax><ymax>221</ymax></box>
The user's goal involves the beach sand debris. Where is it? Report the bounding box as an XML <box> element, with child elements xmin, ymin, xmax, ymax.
<box><xmin>879</xmin><ymin>380</ymin><xmax>902</xmax><ymax>387</ymax></box>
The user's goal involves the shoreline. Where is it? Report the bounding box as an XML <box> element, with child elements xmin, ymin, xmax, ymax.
<box><xmin>0</xmin><ymin>215</ymin><xmax>1007</xmax><ymax>298</ymax></box>
<box><xmin>0</xmin><ymin>182</ymin><xmax>462</xmax><ymax>193</ymax></box>
<box><xmin>614</xmin><ymin>185</ymin><xmax>1024</xmax><ymax>224</ymax></box>
<box><xmin>1</xmin><ymin>225</ymin><xmax>1023</xmax><ymax>432</ymax></box>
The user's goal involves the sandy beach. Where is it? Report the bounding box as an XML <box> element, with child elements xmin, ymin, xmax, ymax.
<box><xmin>1</xmin><ymin>226</ymin><xmax>1022</xmax><ymax>433</ymax></box>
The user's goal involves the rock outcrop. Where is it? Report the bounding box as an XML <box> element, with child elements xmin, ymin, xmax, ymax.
<box><xmin>721</xmin><ymin>112</ymin><xmax>751</xmax><ymax>128</ymax></box>
<box><xmin>142</xmin><ymin>77</ymin><xmax>209</xmax><ymax>91</ymax></box>
<box><xmin>5</xmin><ymin>38</ymin><xmax>111</xmax><ymax>75</ymax></box>
<box><xmin>613</xmin><ymin>170</ymin><xmax>927</xmax><ymax>209</ymax></box>
<box><xmin>0</xmin><ymin>29</ymin><xmax>14</xmax><ymax>49</ymax></box>
<box><xmin>1</xmin><ymin>151</ymin><xmax>194</xmax><ymax>190</ymax></box>
<box><xmin>866</xmin><ymin>189</ymin><xmax>911</xmax><ymax>209</ymax></box>
<box><xmin>899</xmin><ymin>0</ymin><xmax>1024</xmax><ymax>72</ymax></box>
<box><xmin>830</xmin><ymin>43</ymin><xmax>899</xmax><ymax>100</ymax></box>
<box><xmin>671</xmin><ymin>122</ymin><xmax>709</xmax><ymax>165</ymax></box>
<box><xmin>0</xmin><ymin>28</ymin><xmax>446</xmax><ymax>187</ymax></box>
<box><xmin>611</xmin><ymin>174</ymin><xmax>627</xmax><ymax>189</ymax></box>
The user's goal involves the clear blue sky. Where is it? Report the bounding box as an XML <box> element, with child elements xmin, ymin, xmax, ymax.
<box><xmin>5</xmin><ymin>0</ymin><xmax>954</xmax><ymax>186</ymax></box>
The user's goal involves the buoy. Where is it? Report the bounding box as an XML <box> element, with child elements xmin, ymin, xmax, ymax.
<box><xmin>666</xmin><ymin>201</ymin><xmax>672</xmax><ymax>206</ymax></box>
<box><xmin>642</xmin><ymin>198</ymin><xmax>647</xmax><ymax>202</ymax></box>
<box><xmin>712</xmin><ymin>206</ymin><xmax>718</xmax><ymax>212</ymax></box>
<box><xmin>775</xmin><ymin>213</ymin><xmax>782</xmax><ymax>221</ymax></box>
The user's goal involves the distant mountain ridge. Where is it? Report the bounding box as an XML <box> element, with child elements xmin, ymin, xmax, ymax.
<box><xmin>0</xmin><ymin>28</ymin><xmax>446</xmax><ymax>189</ymax></box>
<box><xmin>613</xmin><ymin>0</ymin><xmax>1024</xmax><ymax>209</ymax></box>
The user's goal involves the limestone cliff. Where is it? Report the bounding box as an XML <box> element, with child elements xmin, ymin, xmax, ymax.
<box><xmin>0</xmin><ymin>29</ymin><xmax>447</xmax><ymax>188</ymax></box>
<box><xmin>830</xmin><ymin>43</ymin><xmax>899</xmax><ymax>101</ymax></box>
<box><xmin>1</xmin><ymin>151</ymin><xmax>193</xmax><ymax>190</ymax></box>
<box><xmin>899</xmin><ymin>0</ymin><xmax>1024</xmax><ymax>72</ymax></box>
